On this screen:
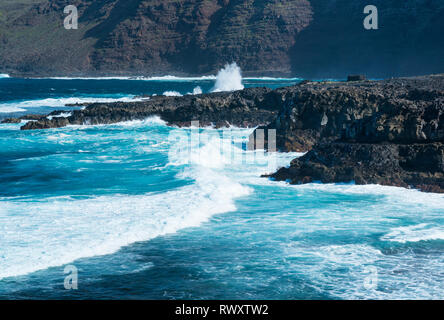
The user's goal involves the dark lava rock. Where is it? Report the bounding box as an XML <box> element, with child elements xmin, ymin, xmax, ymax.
<box><xmin>347</xmin><ymin>75</ymin><xmax>366</xmax><ymax>82</ymax></box>
<box><xmin>258</xmin><ymin>74</ymin><xmax>444</xmax><ymax>152</ymax></box>
<box><xmin>21</xmin><ymin>87</ymin><xmax>280</xmax><ymax>130</ymax></box>
<box><xmin>20</xmin><ymin>114</ymin><xmax>46</xmax><ymax>121</ymax></box>
<box><xmin>262</xmin><ymin>74</ymin><xmax>444</xmax><ymax>193</ymax></box>
<box><xmin>1</xmin><ymin>118</ymin><xmax>21</xmax><ymax>124</ymax></box>
<box><xmin>267</xmin><ymin>142</ymin><xmax>444</xmax><ymax>193</ymax></box>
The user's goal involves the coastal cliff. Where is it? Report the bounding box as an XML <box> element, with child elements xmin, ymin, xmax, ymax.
<box><xmin>12</xmin><ymin>74</ymin><xmax>444</xmax><ymax>193</ymax></box>
<box><xmin>0</xmin><ymin>0</ymin><xmax>443</xmax><ymax>78</ymax></box>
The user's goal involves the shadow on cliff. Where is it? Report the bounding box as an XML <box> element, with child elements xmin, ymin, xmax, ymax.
<box><xmin>289</xmin><ymin>0</ymin><xmax>444</xmax><ymax>79</ymax></box>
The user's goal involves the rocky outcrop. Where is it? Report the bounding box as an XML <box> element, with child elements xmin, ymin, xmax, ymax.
<box><xmin>1</xmin><ymin>0</ymin><xmax>443</xmax><ymax>78</ymax></box>
<box><xmin>268</xmin><ymin>142</ymin><xmax>444</xmax><ymax>193</ymax></box>
<box><xmin>20</xmin><ymin>87</ymin><xmax>280</xmax><ymax>130</ymax></box>
<box><xmin>1</xmin><ymin>114</ymin><xmax>47</xmax><ymax>124</ymax></box>
<box><xmin>1</xmin><ymin>118</ymin><xmax>21</xmax><ymax>124</ymax></box>
<box><xmin>256</xmin><ymin>75</ymin><xmax>444</xmax><ymax>152</ymax></box>
<box><xmin>261</xmin><ymin>74</ymin><xmax>444</xmax><ymax>193</ymax></box>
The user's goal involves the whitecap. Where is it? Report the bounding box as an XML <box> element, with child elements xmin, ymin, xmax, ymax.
<box><xmin>47</xmin><ymin>112</ymin><xmax>72</xmax><ymax>120</ymax></box>
<box><xmin>162</xmin><ymin>91</ymin><xmax>182</xmax><ymax>97</ymax></box>
<box><xmin>381</xmin><ymin>224</ymin><xmax>444</xmax><ymax>243</ymax></box>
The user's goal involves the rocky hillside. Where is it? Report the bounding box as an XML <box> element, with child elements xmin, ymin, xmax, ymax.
<box><xmin>0</xmin><ymin>0</ymin><xmax>443</xmax><ymax>77</ymax></box>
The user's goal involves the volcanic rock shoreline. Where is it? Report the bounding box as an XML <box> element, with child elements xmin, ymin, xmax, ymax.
<box><xmin>12</xmin><ymin>74</ymin><xmax>444</xmax><ymax>193</ymax></box>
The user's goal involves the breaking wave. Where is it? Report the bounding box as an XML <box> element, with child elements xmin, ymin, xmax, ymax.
<box><xmin>211</xmin><ymin>62</ymin><xmax>244</xmax><ymax>92</ymax></box>
<box><xmin>162</xmin><ymin>91</ymin><xmax>182</xmax><ymax>97</ymax></box>
<box><xmin>0</xmin><ymin>123</ymin><xmax>253</xmax><ymax>279</ymax></box>
<box><xmin>381</xmin><ymin>224</ymin><xmax>444</xmax><ymax>243</ymax></box>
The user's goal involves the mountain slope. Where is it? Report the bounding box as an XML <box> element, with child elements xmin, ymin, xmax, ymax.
<box><xmin>0</xmin><ymin>0</ymin><xmax>443</xmax><ymax>77</ymax></box>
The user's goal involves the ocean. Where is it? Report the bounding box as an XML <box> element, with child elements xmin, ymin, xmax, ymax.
<box><xmin>0</xmin><ymin>73</ymin><xmax>443</xmax><ymax>300</ymax></box>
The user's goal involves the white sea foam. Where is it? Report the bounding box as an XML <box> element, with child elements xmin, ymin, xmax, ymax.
<box><xmin>243</xmin><ymin>77</ymin><xmax>302</xmax><ymax>81</ymax></box>
<box><xmin>0</xmin><ymin>105</ymin><xmax>26</xmax><ymax>113</ymax></box>
<box><xmin>286</xmin><ymin>244</ymin><xmax>383</xmax><ymax>266</ymax></box>
<box><xmin>188</xmin><ymin>86</ymin><xmax>202</xmax><ymax>95</ymax></box>
<box><xmin>63</xmin><ymin>116</ymin><xmax>167</xmax><ymax>130</ymax></box>
<box><xmin>43</xmin><ymin>75</ymin><xmax>217</xmax><ymax>81</ymax></box>
<box><xmin>381</xmin><ymin>224</ymin><xmax>444</xmax><ymax>243</ymax></box>
<box><xmin>0</xmin><ymin>96</ymin><xmax>144</xmax><ymax>113</ymax></box>
<box><xmin>211</xmin><ymin>63</ymin><xmax>244</xmax><ymax>92</ymax></box>
<box><xmin>264</xmin><ymin>181</ymin><xmax>444</xmax><ymax>210</ymax></box>
<box><xmin>0</xmin><ymin>74</ymin><xmax>10</xmax><ymax>79</ymax></box>
<box><xmin>0</xmin><ymin>126</ymin><xmax>251</xmax><ymax>280</ymax></box>
<box><xmin>0</xmin><ymin>180</ymin><xmax>247</xmax><ymax>279</ymax></box>
<box><xmin>142</xmin><ymin>75</ymin><xmax>216</xmax><ymax>81</ymax></box>
<box><xmin>162</xmin><ymin>91</ymin><xmax>183</xmax><ymax>97</ymax></box>
<box><xmin>283</xmin><ymin>240</ymin><xmax>444</xmax><ymax>300</ymax></box>
<box><xmin>47</xmin><ymin>112</ymin><xmax>72</xmax><ymax>120</ymax></box>
<box><xmin>107</xmin><ymin>116</ymin><xmax>167</xmax><ymax>127</ymax></box>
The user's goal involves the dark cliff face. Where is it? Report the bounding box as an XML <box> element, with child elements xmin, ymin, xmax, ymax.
<box><xmin>0</xmin><ymin>0</ymin><xmax>443</xmax><ymax>77</ymax></box>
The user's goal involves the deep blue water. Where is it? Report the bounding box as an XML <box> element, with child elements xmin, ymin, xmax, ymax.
<box><xmin>0</xmin><ymin>75</ymin><xmax>443</xmax><ymax>300</ymax></box>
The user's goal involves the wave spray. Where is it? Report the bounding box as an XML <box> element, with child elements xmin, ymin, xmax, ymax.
<box><xmin>211</xmin><ymin>62</ymin><xmax>244</xmax><ymax>92</ymax></box>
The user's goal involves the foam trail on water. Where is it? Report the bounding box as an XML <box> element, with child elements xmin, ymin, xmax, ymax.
<box><xmin>45</xmin><ymin>75</ymin><xmax>217</xmax><ymax>81</ymax></box>
<box><xmin>0</xmin><ymin>96</ymin><xmax>145</xmax><ymax>113</ymax></box>
<box><xmin>47</xmin><ymin>112</ymin><xmax>72</xmax><ymax>120</ymax></box>
<box><xmin>41</xmin><ymin>75</ymin><xmax>302</xmax><ymax>81</ymax></box>
<box><xmin>211</xmin><ymin>63</ymin><xmax>244</xmax><ymax>92</ymax></box>
<box><xmin>0</xmin><ymin>74</ymin><xmax>10</xmax><ymax>79</ymax></box>
<box><xmin>162</xmin><ymin>91</ymin><xmax>182</xmax><ymax>97</ymax></box>
<box><xmin>381</xmin><ymin>224</ymin><xmax>444</xmax><ymax>243</ymax></box>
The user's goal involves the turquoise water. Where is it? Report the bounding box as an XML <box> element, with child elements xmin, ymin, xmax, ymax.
<box><xmin>0</xmin><ymin>76</ymin><xmax>443</xmax><ymax>299</ymax></box>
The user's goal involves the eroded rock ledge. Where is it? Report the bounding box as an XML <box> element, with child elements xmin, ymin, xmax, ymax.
<box><xmin>20</xmin><ymin>87</ymin><xmax>281</xmax><ymax>130</ymax></box>
<box><xmin>19</xmin><ymin>74</ymin><xmax>444</xmax><ymax>193</ymax></box>
<box><xmin>268</xmin><ymin>142</ymin><xmax>444</xmax><ymax>193</ymax></box>
<box><xmin>257</xmin><ymin>74</ymin><xmax>444</xmax><ymax>193</ymax></box>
